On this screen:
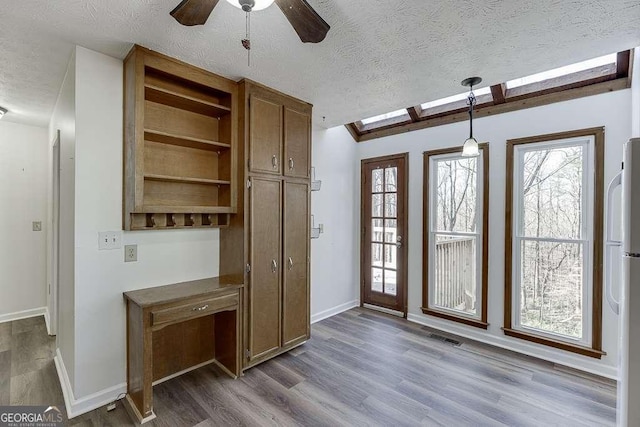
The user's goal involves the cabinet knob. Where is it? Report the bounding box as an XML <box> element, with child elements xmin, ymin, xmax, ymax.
<box><xmin>271</xmin><ymin>259</ymin><xmax>278</xmax><ymax>273</ymax></box>
<box><xmin>272</xmin><ymin>155</ymin><xmax>278</xmax><ymax>169</ymax></box>
<box><xmin>288</xmin><ymin>256</ymin><xmax>293</xmax><ymax>270</ymax></box>
<box><xmin>289</xmin><ymin>158</ymin><xmax>294</xmax><ymax>170</ymax></box>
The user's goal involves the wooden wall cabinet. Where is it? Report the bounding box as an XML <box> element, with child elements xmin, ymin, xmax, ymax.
<box><xmin>123</xmin><ymin>45</ymin><xmax>238</xmax><ymax>230</ymax></box>
<box><xmin>221</xmin><ymin>79</ymin><xmax>312</xmax><ymax>369</ymax></box>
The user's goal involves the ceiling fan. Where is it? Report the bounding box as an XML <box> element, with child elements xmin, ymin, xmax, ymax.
<box><xmin>170</xmin><ymin>0</ymin><xmax>330</xmax><ymax>43</ymax></box>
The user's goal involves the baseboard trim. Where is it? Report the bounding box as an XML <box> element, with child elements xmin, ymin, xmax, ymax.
<box><xmin>406</xmin><ymin>313</ymin><xmax>617</xmax><ymax>380</ymax></box>
<box><xmin>44</xmin><ymin>309</ymin><xmax>51</xmax><ymax>336</ymax></box>
<box><xmin>54</xmin><ymin>348</ymin><xmax>127</xmax><ymax>419</ymax></box>
<box><xmin>0</xmin><ymin>307</ymin><xmax>46</xmax><ymax>325</ymax></box>
<box><xmin>311</xmin><ymin>300</ymin><xmax>359</xmax><ymax>324</ymax></box>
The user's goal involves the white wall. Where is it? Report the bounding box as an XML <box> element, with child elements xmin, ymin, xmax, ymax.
<box><xmin>71</xmin><ymin>47</ymin><xmax>221</xmax><ymax>399</ymax></box>
<box><xmin>310</xmin><ymin>126</ymin><xmax>360</xmax><ymax>321</ymax></box>
<box><xmin>349</xmin><ymin>89</ymin><xmax>631</xmax><ymax>378</ymax></box>
<box><xmin>632</xmin><ymin>47</ymin><xmax>640</xmax><ymax>137</ymax></box>
<box><xmin>48</xmin><ymin>50</ymin><xmax>77</xmax><ymax>388</ymax></box>
<box><xmin>0</xmin><ymin>121</ymin><xmax>48</xmax><ymax>318</ymax></box>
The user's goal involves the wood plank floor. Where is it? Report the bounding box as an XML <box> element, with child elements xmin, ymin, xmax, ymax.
<box><xmin>3</xmin><ymin>309</ymin><xmax>617</xmax><ymax>426</ymax></box>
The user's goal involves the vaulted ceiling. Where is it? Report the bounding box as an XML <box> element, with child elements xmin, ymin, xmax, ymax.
<box><xmin>0</xmin><ymin>0</ymin><xmax>639</xmax><ymax>128</ymax></box>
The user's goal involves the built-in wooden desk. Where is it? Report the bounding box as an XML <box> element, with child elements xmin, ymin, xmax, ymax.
<box><xmin>123</xmin><ymin>275</ymin><xmax>244</xmax><ymax>424</ymax></box>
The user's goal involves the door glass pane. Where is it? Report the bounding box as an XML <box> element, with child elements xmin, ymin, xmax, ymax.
<box><xmin>372</xmin><ymin>268</ymin><xmax>383</xmax><ymax>292</ymax></box>
<box><xmin>384</xmin><ymin>269</ymin><xmax>397</xmax><ymax>295</ymax></box>
<box><xmin>384</xmin><ymin>244</ymin><xmax>397</xmax><ymax>269</ymax></box>
<box><xmin>433</xmin><ymin>235</ymin><xmax>477</xmax><ymax>315</ymax></box>
<box><xmin>435</xmin><ymin>157</ymin><xmax>478</xmax><ymax>233</ymax></box>
<box><xmin>520</xmin><ymin>240</ymin><xmax>583</xmax><ymax>339</ymax></box>
<box><xmin>521</xmin><ymin>145</ymin><xmax>583</xmax><ymax>239</ymax></box>
<box><xmin>384</xmin><ymin>219</ymin><xmax>397</xmax><ymax>243</ymax></box>
<box><xmin>372</xmin><ymin>169</ymin><xmax>384</xmax><ymax>193</ymax></box>
<box><xmin>372</xmin><ymin>243</ymin><xmax>383</xmax><ymax>267</ymax></box>
<box><xmin>385</xmin><ymin>194</ymin><xmax>397</xmax><ymax>218</ymax></box>
<box><xmin>372</xmin><ymin>219</ymin><xmax>384</xmax><ymax>242</ymax></box>
<box><xmin>372</xmin><ymin>194</ymin><xmax>383</xmax><ymax>217</ymax></box>
<box><xmin>385</xmin><ymin>167</ymin><xmax>397</xmax><ymax>192</ymax></box>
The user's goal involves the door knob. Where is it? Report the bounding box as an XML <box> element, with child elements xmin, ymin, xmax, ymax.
<box><xmin>396</xmin><ymin>235</ymin><xmax>402</xmax><ymax>248</ymax></box>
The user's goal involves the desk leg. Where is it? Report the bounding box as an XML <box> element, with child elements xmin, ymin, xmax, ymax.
<box><xmin>125</xmin><ymin>302</ymin><xmax>156</xmax><ymax>424</ymax></box>
<box><xmin>214</xmin><ymin>309</ymin><xmax>239</xmax><ymax>377</ymax></box>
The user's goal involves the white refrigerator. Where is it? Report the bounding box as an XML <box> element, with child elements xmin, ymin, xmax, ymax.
<box><xmin>606</xmin><ymin>137</ymin><xmax>640</xmax><ymax>427</ymax></box>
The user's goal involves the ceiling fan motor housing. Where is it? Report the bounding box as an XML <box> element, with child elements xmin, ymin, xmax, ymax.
<box><xmin>239</xmin><ymin>0</ymin><xmax>255</xmax><ymax>12</ymax></box>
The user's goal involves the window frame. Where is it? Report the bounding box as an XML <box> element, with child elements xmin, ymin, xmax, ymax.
<box><xmin>422</xmin><ymin>144</ymin><xmax>490</xmax><ymax>329</ymax></box>
<box><xmin>504</xmin><ymin>128</ymin><xmax>605</xmax><ymax>359</ymax></box>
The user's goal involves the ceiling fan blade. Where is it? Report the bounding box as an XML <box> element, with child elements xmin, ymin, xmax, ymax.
<box><xmin>274</xmin><ymin>0</ymin><xmax>330</xmax><ymax>43</ymax></box>
<box><xmin>170</xmin><ymin>0</ymin><xmax>220</xmax><ymax>26</ymax></box>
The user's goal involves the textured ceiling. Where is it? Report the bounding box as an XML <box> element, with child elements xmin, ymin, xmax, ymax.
<box><xmin>0</xmin><ymin>0</ymin><xmax>639</xmax><ymax>128</ymax></box>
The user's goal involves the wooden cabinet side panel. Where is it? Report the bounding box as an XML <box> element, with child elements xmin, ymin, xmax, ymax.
<box><xmin>284</xmin><ymin>108</ymin><xmax>311</xmax><ymax>179</ymax></box>
<box><xmin>123</xmin><ymin>50</ymin><xmax>145</xmax><ymax>230</ymax></box>
<box><xmin>249</xmin><ymin>96</ymin><xmax>282</xmax><ymax>175</ymax></box>
<box><xmin>282</xmin><ymin>182</ymin><xmax>310</xmax><ymax>345</ymax></box>
<box><xmin>126</xmin><ymin>301</ymin><xmax>153</xmax><ymax>418</ymax></box>
<box><xmin>248</xmin><ymin>178</ymin><xmax>282</xmax><ymax>360</ymax></box>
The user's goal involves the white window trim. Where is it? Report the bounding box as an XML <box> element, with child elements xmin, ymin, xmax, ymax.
<box><xmin>427</xmin><ymin>150</ymin><xmax>485</xmax><ymax>320</ymax></box>
<box><xmin>511</xmin><ymin>136</ymin><xmax>595</xmax><ymax>347</ymax></box>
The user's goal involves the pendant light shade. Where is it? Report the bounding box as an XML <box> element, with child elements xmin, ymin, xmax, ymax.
<box><xmin>226</xmin><ymin>0</ymin><xmax>275</xmax><ymax>11</ymax></box>
<box><xmin>461</xmin><ymin>76</ymin><xmax>482</xmax><ymax>157</ymax></box>
<box><xmin>462</xmin><ymin>137</ymin><xmax>479</xmax><ymax>157</ymax></box>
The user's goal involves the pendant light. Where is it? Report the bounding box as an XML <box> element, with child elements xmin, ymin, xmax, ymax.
<box><xmin>461</xmin><ymin>77</ymin><xmax>482</xmax><ymax>157</ymax></box>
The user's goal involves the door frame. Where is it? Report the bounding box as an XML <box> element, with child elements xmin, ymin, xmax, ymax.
<box><xmin>48</xmin><ymin>130</ymin><xmax>61</xmax><ymax>336</ymax></box>
<box><xmin>360</xmin><ymin>153</ymin><xmax>409</xmax><ymax>317</ymax></box>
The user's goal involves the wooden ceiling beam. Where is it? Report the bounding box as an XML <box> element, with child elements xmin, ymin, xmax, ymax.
<box><xmin>407</xmin><ymin>106</ymin><xmax>421</xmax><ymax>122</ymax></box>
<box><xmin>617</xmin><ymin>50</ymin><xmax>631</xmax><ymax>79</ymax></box>
<box><xmin>490</xmin><ymin>83</ymin><xmax>507</xmax><ymax>104</ymax></box>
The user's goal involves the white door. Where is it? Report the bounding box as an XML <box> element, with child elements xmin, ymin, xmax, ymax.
<box><xmin>47</xmin><ymin>131</ymin><xmax>60</xmax><ymax>336</ymax></box>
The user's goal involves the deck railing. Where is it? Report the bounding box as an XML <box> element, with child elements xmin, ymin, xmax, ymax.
<box><xmin>434</xmin><ymin>237</ymin><xmax>476</xmax><ymax>312</ymax></box>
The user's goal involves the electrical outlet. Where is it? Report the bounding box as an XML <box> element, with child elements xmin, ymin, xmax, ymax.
<box><xmin>124</xmin><ymin>245</ymin><xmax>137</xmax><ymax>262</ymax></box>
<box><xmin>32</xmin><ymin>221</ymin><xmax>42</xmax><ymax>231</ymax></box>
<box><xmin>98</xmin><ymin>231</ymin><xmax>123</xmax><ymax>250</ymax></box>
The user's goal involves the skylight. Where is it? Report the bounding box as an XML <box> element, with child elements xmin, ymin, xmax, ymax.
<box><xmin>361</xmin><ymin>109</ymin><xmax>408</xmax><ymax>125</ymax></box>
<box><xmin>420</xmin><ymin>87</ymin><xmax>492</xmax><ymax>111</ymax></box>
<box><xmin>506</xmin><ymin>53</ymin><xmax>617</xmax><ymax>89</ymax></box>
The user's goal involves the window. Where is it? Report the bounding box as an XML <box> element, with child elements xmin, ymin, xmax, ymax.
<box><xmin>506</xmin><ymin>53</ymin><xmax>617</xmax><ymax>88</ymax></box>
<box><xmin>422</xmin><ymin>145</ymin><xmax>489</xmax><ymax>328</ymax></box>
<box><xmin>505</xmin><ymin>128</ymin><xmax>605</xmax><ymax>358</ymax></box>
<box><xmin>347</xmin><ymin>50</ymin><xmax>631</xmax><ymax>143</ymax></box>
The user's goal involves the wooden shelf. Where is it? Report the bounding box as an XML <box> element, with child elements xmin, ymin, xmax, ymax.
<box><xmin>145</xmin><ymin>84</ymin><xmax>231</xmax><ymax>118</ymax></box>
<box><xmin>144</xmin><ymin>129</ymin><xmax>230</xmax><ymax>151</ymax></box>
<box><xmin>139</xmin><ymin>206</ymin><xmax>234</xmax><ymax>214</ymax></box>
<box><xmin>144</xmin><ymin>174</ymin><xmax>231</xmax><ymax>186</ymax></box>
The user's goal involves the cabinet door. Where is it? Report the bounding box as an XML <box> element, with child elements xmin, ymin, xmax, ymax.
<box><xmin>282</xmin><ymin>181</ymin><xmax>310</xmax><ymax>346</ymax></box>
<box><xmin>284</xmin><ymin>108</ymin><xmax>311</xmax><ymax>179</ymax></box>
<box><xmin>248</xmin><ymin>177</ymin><xmax>282</xmax><ymax>361</ymax></box>
<box><xmin>249</xmin><ymin>96</ymin><xmax>282</xmax><ymax>175</ymax></box>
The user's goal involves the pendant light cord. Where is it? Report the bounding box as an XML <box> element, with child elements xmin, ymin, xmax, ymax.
<box><xmin>467</xmin><ymin>86</ymin><xmax>477</xmax><ymax>139</ymax></box>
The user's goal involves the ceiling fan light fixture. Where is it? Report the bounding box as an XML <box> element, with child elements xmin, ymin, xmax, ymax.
<box><xmin>226</xmin><ymin>0</ymin><xmax>275</xmax><ymax>11</ymax></box>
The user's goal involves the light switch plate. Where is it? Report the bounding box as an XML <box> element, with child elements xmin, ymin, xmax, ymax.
<box><xmin>124</xmin><ymin>245</ymin><xmax>137</xmax><ymax>262</ymax></box>
<box><xmin>32</xmin><ymin>221</ymin><xmax>42</xmax><ymax>231</ymax></box>
<box><xmin>98</xmin><ymin>231</ymin><xmax>123</xmax><ymax>250</ymax></box>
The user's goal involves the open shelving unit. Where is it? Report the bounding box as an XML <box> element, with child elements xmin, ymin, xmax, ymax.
<box><xmin>124</xmin><ymin>46</ymin><xmax>238</xmax><ymax>231</ymax></box>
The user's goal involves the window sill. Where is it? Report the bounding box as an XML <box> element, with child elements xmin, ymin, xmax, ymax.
<box><xmin>502</xmin><ymin>328</ymin><xmax>606</xmax><ymax>359</ymax></box>
<box><xmin>421</xmin><ymin>307</ymin><xmax>489</xmax><ymax>330</ymax></box>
